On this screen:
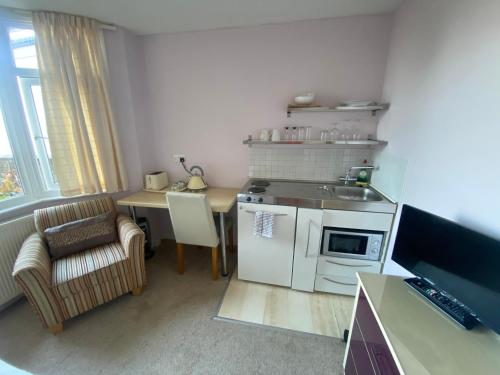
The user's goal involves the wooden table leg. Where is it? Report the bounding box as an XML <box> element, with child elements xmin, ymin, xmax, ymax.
<box><xmin>211</xmin><ymin>246</ymin><xmax>219</xmax><ymax>280</ymax></box>
<box><xmin>176</xmin><ymin>243</ymin><xmax>185</xmax><ymax>274</ymax></box>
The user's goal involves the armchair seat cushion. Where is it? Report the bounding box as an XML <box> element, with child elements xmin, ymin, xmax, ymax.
<box><xmin>52</xmin><ymin>242</ymin><xmax>130</xmax><ymax>298</ymax></box>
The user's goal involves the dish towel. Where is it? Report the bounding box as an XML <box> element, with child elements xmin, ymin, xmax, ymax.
<box><xmin>253</xmin><ymin>211</ymin><xmax>275</xmax><ymax>238</ymax></box>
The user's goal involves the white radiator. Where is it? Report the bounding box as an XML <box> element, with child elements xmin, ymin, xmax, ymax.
<box><xmin>0</xmin><ymin>214</ymin><xmax>35</xmax><ymax>308</ymax></box>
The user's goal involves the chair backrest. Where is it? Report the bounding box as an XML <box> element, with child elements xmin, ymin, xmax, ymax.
<box><xmin>166</xmin><ymin>192</ymin><xmax>219</xmax><ymax>248</ymax></box>
<box><xmin>34</xmin><ymin>196</ymin><xmax>116</xmax><ymax>238</ymax></box>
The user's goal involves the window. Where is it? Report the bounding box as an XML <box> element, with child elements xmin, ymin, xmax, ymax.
<box><xmin>0</xmin><ymin>10</ymin><xmax>58</xmax><ymax>211</ymax></box>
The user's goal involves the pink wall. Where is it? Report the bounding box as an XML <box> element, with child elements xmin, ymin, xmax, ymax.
<box><xmin>138</xmin><ymin>15</ymin><xmax>393</xmax><ymax>188</ymax></box>
<box><xmin>377</xmin><ymin>0</ymin><xmax>500</xmax><ymax>275</ymax></box>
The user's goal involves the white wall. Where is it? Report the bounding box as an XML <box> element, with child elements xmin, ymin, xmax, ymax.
<box><xmin>140</xmin><ymin>15</ymin><xmax>393</xmax><ymax>188</ymax></box>
<box><xmin>377</xmin><ymin>0</ymin><xmax>500</xmax><ymax>275</ymax></box>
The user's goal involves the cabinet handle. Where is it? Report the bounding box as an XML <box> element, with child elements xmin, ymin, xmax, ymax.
<box><xmin>304</xmin><ymin>219</ymin><xmax>312</xmax><ymax>257</ymax></box>
<box><xmin>244</xmin><ymin>210</ymin><xmax>287</xmax><ymax>216</ymax></box>
<box><xmin>305</xmin><ymin>219</ymin><xmax>321</xmax><ymax>258</ymax></box>
<box><xmin>325</xmin><ymin>260</ymin><xmax>372</xmax><ymax>268</ymax></box>
<box><xmin>322</xmin><ymin>277</ymin><xmax>357</xmax><ymax>286</ymax></box>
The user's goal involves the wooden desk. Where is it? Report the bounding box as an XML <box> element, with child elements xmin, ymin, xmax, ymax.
<box><xmin>344</xmin><ymin>273</ymin><xmax>500</xmax><ymax>374</ymax></box>
<box><xmin>117</xmin><ymin>187</ymin><xmax>239</xmax><ymax>276</ymax></box>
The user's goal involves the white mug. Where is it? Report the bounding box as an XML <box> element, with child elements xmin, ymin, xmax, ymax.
<box><xmin>260</xmin><ymin>129</ymin><xmax>270</xmax><ymax>141</ymax></box>
<box><xmin>271</xmin><ymin>129</ymin><xmax>281</xmax><ymax>142</ymax></box>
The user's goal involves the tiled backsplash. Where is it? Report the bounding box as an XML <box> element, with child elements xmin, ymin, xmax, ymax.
<box><xmin>248</xmin><ymin>147</ymin><xmax>374</xmax><ymax>181</ymax></box>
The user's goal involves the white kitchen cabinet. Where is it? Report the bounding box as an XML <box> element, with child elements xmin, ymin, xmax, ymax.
<box><xmin>323</xmin><ymin>209</ymin><xmax>393</xmax><ymax>232</ymax></box>
<box><xmin>237</xmin><ymin>203</ymin><xmax>297</xmax><ymax>287</ymax></box>
<box><xmin>316</xmin><ymin>256</ymin><xmax>382</xmax><ymax>278</ymax></box>
<box><xmin>291</xmin><ymin>208</ymin><xmax>323</xmax><ymax>292</ymax></box>
<box><xmin>314</xmin><ymin>274</ymin><xmax>359</xmax><ymax>296</ymax></box>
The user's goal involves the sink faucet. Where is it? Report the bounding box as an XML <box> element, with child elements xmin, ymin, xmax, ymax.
<box><xmin>339</xmin><ymin>165</ymin><xmax>376</xmax><ymax>185</ymax></box>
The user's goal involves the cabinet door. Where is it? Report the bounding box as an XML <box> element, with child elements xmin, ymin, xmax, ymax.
<box><xmin>291</xmin><ymin>208</ymin><xmax>323</xmax><ymax>292</ymax></box>
<box><xmin>238</xmin><ymin>203</ymin><xmax>297</xmax><ymax>287</ymax></box>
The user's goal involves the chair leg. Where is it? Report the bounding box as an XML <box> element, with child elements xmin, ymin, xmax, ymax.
<box><xmin>132</xmin><ymin>286</ymin><xmax>144</xmax><ymax>296</ymax></box>
<box><xmin>49</xmin><ymin>323</ymin><xmax>63</xmax><ymax>335</ymax></box>
<box><xmin>211</xmin><ymin>246</ymin><xmax>219</xmax><ymax>280</ymax></box>
<box><xmin>177</xmin><ymin>243</ymin><xmax>185</xmax><ymax>274</ymax></box>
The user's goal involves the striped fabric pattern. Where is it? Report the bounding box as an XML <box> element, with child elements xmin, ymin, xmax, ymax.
<box><xmin>117</xmin><ymin>214</ymin><xmax>146</xmax><ymax>289</ymax></box>
<box><xmin>34</xmin><ymin>197</ymin><xmax>116</xmax><ymax>239</ymax></box>
<box><xmin>12</xmin><ymin>198</ymin><xmax>146</xmax><ymax>330</ymax></box>
<box><xmin>52</xmin><ymin>242</ymin><xmax>130</xmax><ymax>297</ymax></box>
<box><xmin>12</xmin><ymin>233</ymin><xmax>64</xmax><ymax>327</ymax></box>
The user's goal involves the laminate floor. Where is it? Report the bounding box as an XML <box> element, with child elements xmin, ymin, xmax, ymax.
<box><xmin>217</xmin><ymin>273</ymin><xmax>354</xmax><ymax>338</ymax></box>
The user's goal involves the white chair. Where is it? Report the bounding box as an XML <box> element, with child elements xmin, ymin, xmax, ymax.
<box><xmin>166</xmin><ymin>191</ymin><xmax>222</xmax><ymax>280</ymax></box>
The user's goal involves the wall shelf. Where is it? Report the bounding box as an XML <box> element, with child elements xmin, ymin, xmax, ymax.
<box><xmin>243</xmin><ymin>139</ymin><xmax>388</xmax><ymax>149</ymax></box>
<box><xmin>287</xmin><ymin>104</ymin><xmax>389</xmax><ymax>117</ymax></box>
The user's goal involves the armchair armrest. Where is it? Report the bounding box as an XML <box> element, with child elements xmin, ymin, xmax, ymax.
<box><xmin>12</xmin><ymin>233</ymin><xmax>64</xmax><ymax>328</ymax></box>
<box><xmin>116</xmin><ymin>214</ymin><xmax>146</xmax><ymax>288</ymax></box>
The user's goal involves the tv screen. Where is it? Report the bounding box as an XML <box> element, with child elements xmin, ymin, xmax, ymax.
<box><xmin>392</xmin><ymin>205</ymin><xmax>500</xmax><ymax>334</ymax></box>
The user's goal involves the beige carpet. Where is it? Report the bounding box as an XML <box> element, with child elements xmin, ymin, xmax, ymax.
<box><xmin>217</xmin><ymin>273</ymin><xmax>354</xmax><ymax>338</ymax></box>
<box><xmin>0</xmin><ymin>241</ymin><xmax>346</xmax><ymax>375</ymax></box>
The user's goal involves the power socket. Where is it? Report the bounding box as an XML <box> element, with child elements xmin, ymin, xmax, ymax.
<box><xmin>173</xmin><ymin>154</ymin><xmax>185</xmax><ymax>163</ymax></box>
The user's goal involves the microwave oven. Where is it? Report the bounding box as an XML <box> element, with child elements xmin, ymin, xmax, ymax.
<box><xmin>321</xmin><ymin>227</ymin><xmax>384</xmax><ymax>261</ymax></box>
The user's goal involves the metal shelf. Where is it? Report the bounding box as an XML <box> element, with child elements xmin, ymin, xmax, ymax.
<box><xmin>287</xmin><ymin>104</ymin><xmax>389</xmax><ymax>117</ymax></box>
<box><xmin>242</xmin><ymin>139</ymin><xmax>388</xmax><ymax>149</ymax></box>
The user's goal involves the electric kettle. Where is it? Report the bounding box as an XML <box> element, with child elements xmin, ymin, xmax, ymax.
<box><xmin>187</xmin><ymin>166</ymin><xmax>208</xmax><ymax>191</ymax></box>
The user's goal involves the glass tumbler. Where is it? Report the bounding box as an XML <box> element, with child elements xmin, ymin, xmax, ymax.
<box><xmin>320</xmin><ymin>130</ymin><xmax>329</xmax><ymax>142</ymax></box>
<box><xmin>298</xmin><ymin>126</ymin><xmax>306</xmax><ymax>140</ymax></box>
<box><xmin>283</xmin><ymin>126</ymin><xmax>290</xmax><ymax>140</ymax></box>
<box><xmin>305</xmin><ymin>126</ymin><xmax>312</xmax><ymax>140</ymax></box>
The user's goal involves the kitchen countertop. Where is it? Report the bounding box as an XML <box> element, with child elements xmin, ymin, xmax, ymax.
<box><xmin>357</xmin><ymin>272</ymin><xmax>500</xmax><ymax>375</ymax></box>
<box><xmin>238</xmin><ymin>179</ymin><xmax>397</xmax><ymax>213</ymax></box>
<box><xmin>116</xmin><ymin>187</ymin><xmax>240</xmax><ymax>213</ymax></box>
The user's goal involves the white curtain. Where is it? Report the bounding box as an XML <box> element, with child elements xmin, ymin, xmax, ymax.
<box><xmin>33</xmin><ymin>11</ymin><xmax>128</xmax><ymax>196</ymax></box>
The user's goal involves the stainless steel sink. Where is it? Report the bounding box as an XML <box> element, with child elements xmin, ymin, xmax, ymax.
<box><xmin>333</xmin><ymin>186</ymin><xmax>383</xmax><ymax>202</ymax></box>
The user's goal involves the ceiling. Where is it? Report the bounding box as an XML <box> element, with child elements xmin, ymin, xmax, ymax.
<box><xmin>0</xmin><ymin>0</ymin><xmax>402</xmax><ymax>35</ymax></box>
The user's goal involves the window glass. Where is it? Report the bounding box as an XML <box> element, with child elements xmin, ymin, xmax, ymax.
<box><xmin>18</xmin><ymin>78</ymin><xmax>57</xmax><ymax>189</ymax></box>
<box><xmin>0</xmin><ymin>108</ymin><xmax>24</xmax><ymax>201</ymax></box>
<box><xmin>9</xmin><ymin>28</ymin><xmax>38</xmax><ymax>69</ymax></box>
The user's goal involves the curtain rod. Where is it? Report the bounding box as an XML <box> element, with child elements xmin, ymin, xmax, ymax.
<box><xmin>9</xmin><ymin>7</ymin><xmax>117</xmax><ymax>31</ymax></box>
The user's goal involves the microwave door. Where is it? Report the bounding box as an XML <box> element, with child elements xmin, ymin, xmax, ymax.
<box><xmin>327</xmin><ymin>231</ymin><xmax>369</xmax><ymax>259</ymax></box>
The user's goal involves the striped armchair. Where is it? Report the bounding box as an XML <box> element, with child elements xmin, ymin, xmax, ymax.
<box><xmin>12</xmin><ymin>197</ymin><xmax>146</xmax><ymax>335</ymax></box>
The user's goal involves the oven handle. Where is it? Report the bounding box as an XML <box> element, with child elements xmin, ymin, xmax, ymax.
<box><xmin>325</xmin><ymin>260</ymin><xmax>372</xmax><ymax>268</ymax></box>
<box><xmin>322</xmin><ymin>277</ymin><xmax>357</xmax><ymax>286</ymax></box>
<box><xmin>244</xmin><ymin>210</ymin><xmax>287</xmax><ymax>216</ymax></box>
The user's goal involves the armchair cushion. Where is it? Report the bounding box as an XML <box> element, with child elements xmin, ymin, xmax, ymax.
<box><xmin>44</xmin><ymin>211</ymin><xmax>117</xmax><ymax>259</ymax></box>
<box><xmin>52</xmin><ymin>242</ymin><xmax>130</xmax><ymax>298</ymax></box>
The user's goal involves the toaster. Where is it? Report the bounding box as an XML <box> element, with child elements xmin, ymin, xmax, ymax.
<box><xmin>144</xmin><ymin>171</ymin><xmax>169</xmax><ymax>191</ymax></box>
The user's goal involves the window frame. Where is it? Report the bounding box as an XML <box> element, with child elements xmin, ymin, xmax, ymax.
<box><xmin>0</xmin><ymin>9</ymin><xmax>59</xmax><ymax>212</ymax></box>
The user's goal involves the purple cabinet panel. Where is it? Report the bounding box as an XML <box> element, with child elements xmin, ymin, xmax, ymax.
<box><xmin>344</xmin><ymin>350</ymin><xmax>357</xmax><ymax>375</ymax></box>
<box><xmin>348</xmin><ymin>318</ymin><xmax>376</xmax><ymax>375</ymax></box>
<box><xmin>355</xmin><ymin>289</ymin><xmax>400</xmax><ymax>375</ymax></box>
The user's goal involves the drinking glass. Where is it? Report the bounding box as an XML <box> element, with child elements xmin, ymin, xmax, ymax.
<box><xmin>291</xmin><ymin>126</ymin><xmax>298</xmax><ymax>140</ymax></box>
<box><xmin>298</xmin><ymin>126</ymin><xmax>306</xmax><ymax>140</ymax></box>
<box><xmin>329</xmin><ymin>123</ymin><xmax>340</xmax><ymax>141</ymax></box>
<box><xmin>283</xmin><ymin>126</ymin><xmax>291</xmax><ymax>140</ymax></box>
<box><xmin>305</xmin><ymin>126</ymin><xmax>312</xmax><ymax>140</ymax></box>
<box><xmin>320</xmin><ymin>130</ymin><xmax>329</xmax><ymax>142</ymax></box>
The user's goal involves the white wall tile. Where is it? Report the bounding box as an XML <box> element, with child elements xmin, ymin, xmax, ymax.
<box><xmin>248</xmin><ymin>147</ymin><xmax>374</xmax><ymax>182</ymax></box>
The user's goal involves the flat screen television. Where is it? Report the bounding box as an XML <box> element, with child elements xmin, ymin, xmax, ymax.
<box><xmin>392</xmin><ymin>204</ymin><xmax>500</xmax><ymax>334</ymax></box>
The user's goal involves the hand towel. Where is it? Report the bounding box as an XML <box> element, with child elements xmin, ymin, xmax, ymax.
<box><xmin>253</xmin><ymin>211</ymin><xmax>275</xmax><ymax>238</ymax></box>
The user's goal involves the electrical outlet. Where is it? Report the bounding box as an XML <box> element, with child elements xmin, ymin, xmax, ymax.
<box><xmin>173</xmin><ymin>154</ymin><xmax>185</xmax><ymax>163</ymax></box>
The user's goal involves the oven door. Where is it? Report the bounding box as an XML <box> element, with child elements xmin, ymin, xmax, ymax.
<box><xmin>322</xmin><ymin>228</ymin><xmax>377</xmax><ymax>260</ymax></box>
